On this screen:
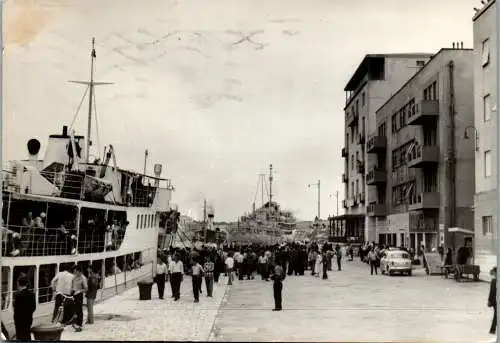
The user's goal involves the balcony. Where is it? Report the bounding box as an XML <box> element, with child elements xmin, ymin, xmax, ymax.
<box><xmin>356</xmin><ymin>161</ymin><xmax>365</xmax><ymax>174</ymax></box>
<box><xmin>407</xmin><ymin>100</ymin><xmax>439</xmax><ymax>126</ymax></box>
<box><xmin>342</xmin><ymin>173</ymin><xmax>348</xmax><ymax>183</ymax></box>
<box><xmin>366</xmin><ymin>136</ymin><xmax>387</xmax><ymax>153</ymax></box>
<box><xmin>366</xmin><ymin>168</ymin><xmax>386</xmax><ymax>185</ymax></box>
<box><xmin>367</xmin><ymin>203</ymin><xmax>386</xmax><ymax>217</ymax></box>
<box><xmin>346</xmin><ymin>110</ymin><xmax>358</xmax><ymax>127</ymax></box>
<box><xmin>407</xmin><ymin>145</ymin><xmax>439</xmax><ymax>168</ymax></box>
<box><xmin>341</xmin><ymin>147</ymin><xmax>348</xmax><ymax>158</ymax></box>
<box><xmin>357</xmin><ymin>133</ymin><xmax>365</xmax><ymax>145</ymax></box>
<box><xmin>408</xmin><ymin>192</ymin><xmax>440</xmax><ymax>211</ymax></box>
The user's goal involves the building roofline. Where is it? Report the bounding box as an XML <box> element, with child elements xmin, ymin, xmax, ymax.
<box><xmin>343</xmin><ymin>53</ymin><xmax>435</xmax><ymax>92</ymax></box>
<box><xmin>375</xmin><ymin>47</ymin><xmax>473</xmax><ymax>117</ymax></box>
<box><xmin>472</xmin><ymin>0</ymin><xmax>495</xmax><ymax>22</ymax></box>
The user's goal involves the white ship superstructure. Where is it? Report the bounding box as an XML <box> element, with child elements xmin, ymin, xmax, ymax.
<box><xmin>0</xmin><ymin>39</ymin><xmax>174</xmax><ymax>337</ymax></box>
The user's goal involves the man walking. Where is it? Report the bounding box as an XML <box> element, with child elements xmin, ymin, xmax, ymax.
<box><xmin>71</xmin><ymin>265</ymin><xmax>88</xmax><ymax>332</ymax></box>
<box><xmin>51</xmin><ymin>264</ymin><xmax>74</xmax><ymax>323</ymax></box>
<box><xmin>171</xmin><ymin>254</ymin><xmax>184</xmax><ymax>301</ymax></box>
<box><xmin>225</xmin><ymin>253</ymin><xmax>234</xmax><ymax>285</ymax></box>
<box><xmin>203</xmin><ymin>256</ymin><xmax>215</xmax><ymax>297</ymax></box>
<box><xmin>488</xmin><ymin>267</ymin><xmax>497</xmax><ymax>336</ymax></box>
<box><xmin>13</xmin><ymin>275</ymin><xmax>36</xmax><ymax>341</ymax></box>
<box><xmin>86</xmin><ymin>266</ymin><xmax>101</xmax><ymax>325</ymax></box>
<box><xmin>271</xmin><ymin>259</ymin><xmax>284</xmax><ymax>311</ymax></box>
<box><xmin>335</xmin><ymin>244</ymin><xmax>342</xmax><ymax>271</ymax></box>
<box><xmin>155</xmin><ymin>258</ymin><xmax>167</xmax><ymax>299</ymax></box>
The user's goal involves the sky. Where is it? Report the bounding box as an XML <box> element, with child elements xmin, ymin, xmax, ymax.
<box><xmin>4</xmin><ymin>0</ymin><xmax>479</xmax><ymax>221</ymax></box>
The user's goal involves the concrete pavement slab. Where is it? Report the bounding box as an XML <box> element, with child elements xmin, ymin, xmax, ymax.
<box><xmin>61</xmin><ymin>275</ymin><xmax>229</xmax><ymax>341</ymax></box>
<box><xmin>210</xmin><ymin>260</ymin><xmax>495</xmax><ymax>342</ymax></box>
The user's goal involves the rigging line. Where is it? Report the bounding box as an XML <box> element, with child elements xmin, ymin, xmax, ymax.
<box><xmin>92</xmin><ymin>90</ymin><xmax>101</xmax><ymax>159</ymax></box>
<box><xmin>69</xmin><ymin>86</ymin><xmax>90</xmax><ymax>130</ymax></box>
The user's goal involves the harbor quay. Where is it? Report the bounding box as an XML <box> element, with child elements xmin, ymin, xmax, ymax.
<box><xmin>61</xmin><ymin>261</ymin><xmax>492</xmax><ymax>342</ymax></box>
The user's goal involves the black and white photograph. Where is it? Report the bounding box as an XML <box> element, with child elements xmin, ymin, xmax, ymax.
<box><xmin>0</xmin><ymin>0</ymin><xmax>499</xmax><ymax>342</ymax></box>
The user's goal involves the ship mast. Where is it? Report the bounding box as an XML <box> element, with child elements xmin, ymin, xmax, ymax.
<box><xmin>69</xmin><ymin>38</ymin><xmax>113</xmax><ymax>164</ymax></box>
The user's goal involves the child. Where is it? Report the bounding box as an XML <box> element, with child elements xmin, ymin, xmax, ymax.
<box><xmin>191</xmin><ymin>258</ymin><xmax>204</xmax><ymax>303</ymax></box>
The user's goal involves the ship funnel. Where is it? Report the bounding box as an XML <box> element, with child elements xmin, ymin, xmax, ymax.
<box><xmin>27</xmin><ymin>138</ymin><xmax>41</xmax><ymax>161</ymax></box>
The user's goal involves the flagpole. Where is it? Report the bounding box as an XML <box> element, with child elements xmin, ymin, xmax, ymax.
<box><xmin>86</xmin><ymin>38</ymin><xmax>96</xmax><ymax>164</ymax></box>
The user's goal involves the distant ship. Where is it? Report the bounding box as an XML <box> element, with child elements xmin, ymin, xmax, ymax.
<box><xmin>230</xmin><ymin>165</ymin><xmax>296</xmax><ymax>245</ymax></box>
<box><xmin>1</xmin><ymin>39</ymin><xmax>174</xmax><ymax>338</ymax></box>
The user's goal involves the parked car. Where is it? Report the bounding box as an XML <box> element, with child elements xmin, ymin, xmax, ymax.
<box><xmin>380</xmin><ymin>250</ymin><xmax>412</xmax><ymax>276</ymax></box>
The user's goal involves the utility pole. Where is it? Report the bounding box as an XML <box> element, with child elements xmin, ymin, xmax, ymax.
<box><xmin>308</xmin><ymin>180</ymin><xmax>321</xmax><ymax>220</ymax></box>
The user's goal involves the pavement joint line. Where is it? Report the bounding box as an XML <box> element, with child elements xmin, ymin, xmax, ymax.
<box><xmin>207</xmin><ymin>280</ymin><xmax>231</xmax><ymax>341</ymax></box>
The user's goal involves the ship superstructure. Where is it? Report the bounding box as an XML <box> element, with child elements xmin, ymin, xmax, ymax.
<box><xmin>0</xmin><ymin>39</ymin><xmax>174</xmax><ymax>337</ymax></box>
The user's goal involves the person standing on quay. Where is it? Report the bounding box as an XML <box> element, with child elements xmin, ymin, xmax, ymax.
<box><xmin>271</xmin><ymin>259</ymin><xmax>284</xmax><ymax>311</ymax></box>
<box><xmin>71</xmin><ymin>265</ymin><xmax>88</xmax><ymax>332</ymax></box>
<box><xmin>225</xmin><ymin>253</ymin><xmax>234</xmax><ymax>285</ymax></box>
<box><xmin>155</xmin><ymin>258</ymin><xmax>167</xmax><ymax>300</ymax></box>
<box><xmin>203</xmin><ymin>256</ymin><xmax>215</xmax><ymax>297</ymax></box>
<box><xmin>191</xmin><ymin>258</ymin><xmax>204</xmax><ymax>303</ymax></box>
<box><xmin>335</xmin><ymin>244</ymin><xmax>342</xmax><ymax>271</ymax></box>
<box><xmin>13</xmin><ymin>275</ymin><xmax>36</xmax><ymax>341</ymax></box>
<box><xmin>171</xmin><ymin>254</ymin><xmax>183</xmax><ymax>301</ymax></box>
<box><xmin>368</xmin><ymin>247</ymin><xmax>378</xmax><ymax>275</ymax></box>
<box><xmin>86</xmin><ymin>266</ymin><xmax>101</xmax><ymax>325</ymax></box>
<box><xmin>488</xmin><ymin>267</ymin><xmax>497</xmax><ymax>336</ymax></box>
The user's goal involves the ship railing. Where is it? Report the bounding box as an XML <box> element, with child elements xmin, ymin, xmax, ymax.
<box><xmin>2</xmin><ymin>223</ymin><xmax>127</xmax><ymax>257</ymax></box>
<box><xmin>2</xmin><ymin>225</ymin><xmax>77</xmax><ymax>257</ymax></box>
<box><xmin>2</xmin><ymin>168</ymin><xmax>84</xmax><ymax>199</ymax></box>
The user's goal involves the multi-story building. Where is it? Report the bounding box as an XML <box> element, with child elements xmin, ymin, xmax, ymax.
<box><xmin>472</xmin><ymin>0</ymin><xmax>497</xmax><ymax>278</ymax></box>
<box><xmin>371</xmin><ymin>47</ymin><xmax>474</xmax><ymax>252</ymax></box>
<box><xmin>337</xmin><ymin>53</ymin><xmax>433</xmax><ymax>243</ymax></box>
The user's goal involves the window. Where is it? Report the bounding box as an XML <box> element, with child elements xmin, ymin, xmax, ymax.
<box><xmin>361</xmin><ymin>92</ymin><xmax>366</xmax><ymax>107</ymax></box>
<box><xmin>346</xmin><ymin>133</ymin><xmax>349</xmax><ymax>146</ymax></box>
<box><xmin>482</xmin><ymin>38</ymin><xmax>490</xmax><ymax>67</ymax></box>
<box><xmin>416</xmin><ymin>60</ymin><xmax>425</xmax><ymax>67</ymax></box>
<box><xmin>351</xmin><ymin>182</ymin><xmax>354</xmax><ymax>198</ymax></box>
<box><xmin>137</xmin><ymin>215</ymin><xmax>140</xmax><ymax>228</ymax></box>
<box><xmin>378</xmin><ymin>123</ymin><xmax>386</xmax><ymax>137</ymax></box>
<box><xmin>38</xmin><ymin>264</ymin><xmax>56</xmax><ymax>304</ymax></box>
<box><xmin>1</xmin><ymin>266</ymin><xmax>10</xmax><ymax>310</ymax></box>
<box><xmin>351</xmin><ymin>155</ymin><xmax>354</xmax><ymax>170</ymax></box>
<box><xmin>355</xmin><ymin>180</ymin><xmax>359</xmax><ymax>195</ymax></box>
<box><xmin>482</xmin><ymin>216</ymin><xmax>493</xmax><ymax>235</ymax></box>
<box><xmin>356</xmin><ymin>151</ymin><xmax>359</xmax><ymax>162</ymax></box>
<box><xmin>484</xmin><ymin>150</ymin><xmax>492</xmax><ymax>177</ymax></box>
<box><xmin>484</xmin><ymin>94</ymin><xmax>492</xmax><ymax>121</ymax></box>
<box><xmin>351</xmin><ymin>128</ymin><xmax>354</xmax><ymax>143</ymax></box>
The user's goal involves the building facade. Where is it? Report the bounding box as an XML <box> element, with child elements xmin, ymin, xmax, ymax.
<box><xmin>339</xmin><ymin>54</ymin><xmax>433</xmax><ymax>243</ymax></box>
<box><xmin>473</xmin><ymin>0</ymin><xmax>497</xmax><ymax>278</ymax></box>
<box><xmin>372</xmin><ymin>48</ymin><xmax>474</xmax><ymax>252</ymax></box>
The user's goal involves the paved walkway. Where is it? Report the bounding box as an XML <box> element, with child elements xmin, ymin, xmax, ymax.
<box><xmin>61</xmin><ymin>276</ymin><xmax>229</xmax><ymax>341</ymax></box>
<box><xmin>210</xmin><ymin>260</ymin><xmax>495</xmax><ymax>342</ymax></box>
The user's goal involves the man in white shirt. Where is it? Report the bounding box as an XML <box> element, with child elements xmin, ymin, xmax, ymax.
<box><xmin>225</xmin><ymin>253</ymin><xmax>235</xmax><ymax>285</ymax></box>
<box><xmin>51</xmin><ymin>264</ymin><xmax>74</xmax><ymax>322</ymax></box>
<box><xmin>168</xmin><ymin>255</ymin><xmax>175</xmax><ymax>298</ymax></box>
<box><xmin>170</xmin><ymin>254</ymin><xmax>184</xmax><ymax>301</ymax></box>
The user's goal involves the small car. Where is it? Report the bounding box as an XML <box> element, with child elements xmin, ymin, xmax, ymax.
<box><xmin>380</xmin><ymin>250</ymin><xmax>412</xmax><ymax>276</ymax></box>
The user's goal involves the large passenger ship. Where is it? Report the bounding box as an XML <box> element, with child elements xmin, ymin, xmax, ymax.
<box><xmin>0</xmin><ymin>39</ymin><xmax>175</xmax><ymax>337</ymax></box>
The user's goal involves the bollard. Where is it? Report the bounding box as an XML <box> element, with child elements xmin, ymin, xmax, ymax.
<box><xmin>31</xmin><ymin>323</ymin><xmax>64</xmax><ymax>341</ymax></box>
<box><xmin>137</xmin><ymin>280</ymin><xmax>154</xmax><ymax>300</ymax></box>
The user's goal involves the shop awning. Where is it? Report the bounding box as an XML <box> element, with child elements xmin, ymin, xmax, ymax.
<box><xmin>448</xmin><ymin>227</ymin><xmax>474</xmax><ymax>235</ymax></box>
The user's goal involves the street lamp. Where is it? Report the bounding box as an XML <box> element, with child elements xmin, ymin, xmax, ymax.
<box><xmin>463</xmin><ymin>126</ymin><xmax>479</xmax><ymax>152</ymax></box>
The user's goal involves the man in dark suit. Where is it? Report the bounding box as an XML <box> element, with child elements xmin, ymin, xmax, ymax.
<box><xmin>13</xmin><ymin>275</ymin><xmax>36</xmax><ymax>341</ymax></box>
<box><xmin>488</xmin><ymin>267</ymin><xmax>497</xmax><ymax>335</ymax></box>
